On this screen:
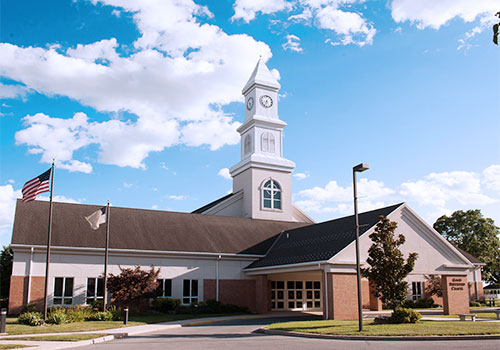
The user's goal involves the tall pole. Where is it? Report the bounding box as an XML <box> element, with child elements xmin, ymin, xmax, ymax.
<box><xmin>353</xmin><ymin>163</ymin><xmax>369</xmax><ymax>332</ymax></box>
<box><xmin>43</xmin><ymin>161</ymin><xmax>55</xmax><ymax>320</ymax></box>
<box><xmin>103</xmin><ymin>200</ymin><xmax>110</xmax><ymax>311</ymax></box>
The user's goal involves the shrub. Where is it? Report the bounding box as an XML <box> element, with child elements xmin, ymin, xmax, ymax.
<box><xmin>20</xmin><ymin>302</ymin><xmax>38</xmax><ymax>314</ymax></box>
<box><xmin>64</xmin><ymin>306</ymin><xmax>93</xmax><ymax>323</ymax></box>
<box><xmin>152</xmin><ymin>298</ymin><xmax>181</xmax><ymax>313</ymax></box>
<box><xmin>18</xmin><ymin>312</ymin><xmax>44</xmax><ymax>326</ymax></box>
<box><xmin>470</xmin><ymin>301</ymin><xmax>481</xmax><ymax>307</ymax></box>
<box><xmin>402</xmin><ymin>297</ymin><xmax>434</xmax><ymax>309</ymax></box>
<box><xmin>90</xmin><ymin>299</ymin><xmax>104</xmax><ymax>311</ymax></box>
<box><xmin>47</xmin><ymin>310</ymin><xmax>67</xmax><ymax>325</ymax></box>
<box><xmin>86</xmin><ymin>311</ymin><xmax>113</xmax><ymax>321</ymax></box>
<box><xmin>390</xmin><ymin>308</ymin><xmax>422</xmax><ymax>324</ymax></box>
<box><xmin>107</xmin><ymin>305</ymin><xmax>123</xmax><ymax>321</ymax></box>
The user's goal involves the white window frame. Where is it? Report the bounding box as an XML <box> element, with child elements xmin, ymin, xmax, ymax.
<box><xmin>244</xmin><ymin>135</ymin><xmax>253</xmax><ymax>155</ymax></box>
<box><xmin>411</xmin><ymin>281</ymin><xmax>424</xmax><ymax>301</ymax></box>
<box><xmin>157</xmin><ymin>278</ymin><xmax>172</xmax><ymax>298</ymax></box>
<box><xmin>53</xmin><ymin>277</ymin><xmax>74</xmax><ymax>306</ymax></box>
<box><xmin>261</xmin><ymin>132</ymin><xmax>275</xmax><ymax>153</ymax></box>
<box><xmin>86</xmin><ymin>277</ymin><xmax>104</xmax><ymax>304</ymax></box>
<box><xmin>261</xmin><ymin>179</ymin><xmax>282</xmax><ymax>211</ymax></box>
<box><xmin>182</xmin><ymin>279</ymin><xmax>198</xmax><ymax>305</ymax></box>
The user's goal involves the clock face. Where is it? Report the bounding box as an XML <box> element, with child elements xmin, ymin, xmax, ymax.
<box><xmin>246</xmin><ymin>97</ymin><xmax>254</xmax><ymax>110</ymax></box>
<box><xmin>260</xmin><ymin>95</ymin><xmax>273</xmax><ymax>108</ymax></box>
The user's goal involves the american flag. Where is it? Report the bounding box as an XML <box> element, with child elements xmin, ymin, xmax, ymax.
<box><xmin>22</xmin><ymin>168</ymin><xmax>52</xmax><ymax>202</ymax></box>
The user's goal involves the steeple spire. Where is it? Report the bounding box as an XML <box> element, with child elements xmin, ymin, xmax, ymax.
<box><xmin>242</xmin><ymin>58</ymin><xmax>281</xmax><ymax>96</ymax></box>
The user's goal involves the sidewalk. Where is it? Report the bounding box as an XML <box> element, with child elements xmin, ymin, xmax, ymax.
<box><xmin>0</xmin><ymin>313</ymin><xmax>294</xmax><ymax>350</ymax></box>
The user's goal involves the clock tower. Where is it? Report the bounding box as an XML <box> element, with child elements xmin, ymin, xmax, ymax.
<box><xmin>229</xmin><ymin>59</ymin><xmax>296</xmax><ymax>221</ymax></box>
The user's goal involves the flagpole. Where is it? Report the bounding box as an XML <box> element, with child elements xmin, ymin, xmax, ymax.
<box><xmin>43</xmin><ymin>160</ymin><xmax>55</xmax><ymax>320</ymax></box>
<box><xmin>103</xmin><ymin>200</ymin><xmax>110</xmax><ymax>311</ymax></box>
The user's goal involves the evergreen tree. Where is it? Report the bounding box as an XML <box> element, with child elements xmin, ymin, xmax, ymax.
<box><xmin>361</xmin><ymin>216</ymin><xmax>418</xmax><ymax>311</ymax></box>
<box><xmin>0</xmin><ymin>246</ymin><xmax>13</xmax><ymax>300</ymax></box>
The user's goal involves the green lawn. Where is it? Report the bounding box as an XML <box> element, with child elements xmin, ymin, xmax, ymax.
<box><xmin>0</xmin><ymin>333</ymin><xmax>108</xmax><ymax>342</ymax></box>
<box><xmin>4</xmin><ymin>313</ymin><xmax>241</xmax><ymax>335</ymax></box>
<box><xmin>265</xmin><ymin>320</ymin><xmax>500</xmax><ymax>336</ymax></box>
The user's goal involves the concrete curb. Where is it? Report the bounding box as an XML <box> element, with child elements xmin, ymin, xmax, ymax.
<box><xmin>257</xmin><ymin>328</ymin><xmax>500</xmax><ymax>341</ymax></box>
<box><xmin>0</xmin><ymin>333</ymin><xmax>126</xmax><ymax>350</ymax></box>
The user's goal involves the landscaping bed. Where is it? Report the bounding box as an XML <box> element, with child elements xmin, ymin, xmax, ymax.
<box><xmin>265</xmin><ymin>320</ymin><xmax>500</xmax><ymax>336</ymax></box>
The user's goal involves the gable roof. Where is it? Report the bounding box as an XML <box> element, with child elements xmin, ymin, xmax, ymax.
<box><xmin>11</xmin><ymin>200</ymin><xmax>308</xmax><ymax>255</ymax></box>
<box><xmin>191</xmin><ymin>193</ymin><xmax>235</xmax><ymax>214</ymax></box>
<box><xmin>245</xmin><ymin>203</ymin><xmax>404</xmax><ymax>269</ymax></box>
<box><xmin>455</xmin><ymin>247</ymin><xmax>484</xmax><ymax>265</ymax></box>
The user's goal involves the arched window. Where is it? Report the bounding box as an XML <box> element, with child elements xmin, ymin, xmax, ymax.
<box><xmin>261</xmin><ymin>132</ymin><xmax>275</xmax><ymax>153</ymax></box>
<box><xmin>262</xmin><ymin>179</ymin><xmax>281</xmax><ymax>210</ymax></box>
<box><xmin>244</xmin><ymin>135</ymin><xmax>252</xmax><ymax>155</ymax></box>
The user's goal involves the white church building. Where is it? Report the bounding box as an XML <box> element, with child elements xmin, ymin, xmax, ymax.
<box><xmin>9</xmin><ymin>59</ymin><xmax>483</xmax><ymax>319</ymax></box>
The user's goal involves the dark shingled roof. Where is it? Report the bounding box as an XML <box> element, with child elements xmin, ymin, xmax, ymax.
<box><xmin>191</xmin><ymin>193</ymin><xmax>234</xmax><ymax>214</ymax></box>
<box><xmin>246</xmin><ymin>203</ymin><xmax>404</xmax><ymax>269</ymax></box>
<box><xmin>456</xmin><ymin>247</ymin><xmax>483</xmax><ymax>264</ymax></box>
<box><xmin>11</xmin><ymin>200</ymin><xmax>308</xmax><ymax>255</ymax></box>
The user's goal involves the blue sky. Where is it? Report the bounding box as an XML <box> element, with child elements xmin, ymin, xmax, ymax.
<box><xmin>1</xmin><ymin>0</ymin><xmax>499</xmax><ymax>247</ymax></box>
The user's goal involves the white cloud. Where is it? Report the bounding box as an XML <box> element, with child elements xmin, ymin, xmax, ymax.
<box><xmin>391</xmin><ymin>0</ymin><xmax>498</xmax><ymax>30</ymax></box>
<box><xmin>7</xmin><ymin>180</ymin><xmax>14</xmax><ymax>184</ymax></box>
<box><xmin>151</xmin><ymin>204</ymin><xmax>158</xmax><ymax>209</ymax></box>
<box><xmin>111</xmin><ymin>9</ymin><xmax>121</xmax><ymax>17</ymax></box>
<box><xmin>282</xmin><ymin>34</ymin><xmax>303</xmax><ymax>52</ymax></box>
<box><xmin>0</xmin><ymin>0</ymin><xmax>274</xmax><ymax>171</ymax></box>
<box><xmin>293</xmin><ymin>172</ymin><xmax>309</xmax><ymax>180</ymax></box>
<box><xmin>483</xmin><ymin>165</ymin><xmax>500</xmax><ymax>192</ymax></box>
<box><xmin>296</xmin><ymin>165</ymin><xmax>499</xmax><ymax>225</ymax></box>
<box><xmin>391</xmin><ymin>0</ymin><xmax>498</xmax><ymax>49</ymax></box>
<box><xmin>0</xmin><ymin>83</ymin><xmax>29</xmax><ymax>100</ymax></box>
<box><xmin>123</xmin><ymin>182</ymin><xmax>133</xmax><ymax>188</ymax></box>
<box><xmin>0</xmin><ymin>185</ymin><xmax>21</xmax><ymax>238</ymax></box>
<box><xmin>169</xmin><ymin>195</ymin><xmax>185</xmax><ymax>200</ymax></box>
<box><xmin>218</xmin><ymin>168</ymin><xmax>232</xmax><ymax>180</ymax></box>
<box><xmin>232</xmin><ymin>0</ymin><xmax>293</xmax><ymax>23</ymax></box>
<box><xmin>15</xmin><ymin>113</ymin><xmax>93</xmax><ymax>173</ymax></box>
<box><xmin>37</xmin><ymin>195</ymin><xmax>80</xmax><ymax>204</ymax></box>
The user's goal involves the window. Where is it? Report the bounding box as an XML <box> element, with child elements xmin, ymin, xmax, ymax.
<box><xmin>244</xmin><ymin>135</ymin><xmax>252</xmax><ymax>155</ymax></box>
<box><xmin>86</xmin><ymin>277</ymin><xmax>104</xmax><ymax>304</ymax></box>
<box><xmin>157</xmin><ymin>279</ymin><xmax>172</xmax><ymax>298</ymax></box>
<box><xmin>261</xmin><ymin>132</ymin><xmax>275</xmax><ymax>153</ymax></box>
<box><xmin>54</xmin><ymin>277</ymin><xmax>74</xmax><ymax>305</ymax></box>
<box><xmin>262</xmin><ymin>179</ymin><xmax>281</xmax><ymax>210</ymax></box>
<box><xmin>272</xmin><ymin>280</ymin><xmax>321</xmax><ymax>310</ymax></box>
<box><xmin>411</xmin><ymin>281</ymin><xmax>424</xmax><ymax>301</ymax></box>
<box><xmin>182</xmin><ymin>279</ymin><xmax>198</xmax><ymax>304</ymax></box>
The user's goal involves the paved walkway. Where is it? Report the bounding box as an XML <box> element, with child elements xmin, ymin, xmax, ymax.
<box><xmin>0</xmin><ymin>310</ymin><xmax>498</xmax><ymax>349</ymax></box>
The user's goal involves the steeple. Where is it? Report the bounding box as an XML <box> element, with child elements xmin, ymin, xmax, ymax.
<box><xmin>229</xmin><ymin>59</ymin><xmax>295</xmax><ymax>221</ymax></box>
<box><xmin>242</xmin><ymin>58</ymin><xmax>281</xmax><ymax>96</ymax></box>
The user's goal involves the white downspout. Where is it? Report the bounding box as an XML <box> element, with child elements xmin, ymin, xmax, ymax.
<box><xmin>216</xmin><ymin>255</ymin><xmax>221</xmax><ymax>302</ymax></box>
<box><xmin>27</xmin><ymin>247</ymin><xmax>34</xmax><ymax>304</ymax></box>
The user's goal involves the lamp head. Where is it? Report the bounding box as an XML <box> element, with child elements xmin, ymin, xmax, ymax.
<box><xmin>353</xmin><ymin>163</ymin><xmax>370</xmax><ymax>173</ymax></box>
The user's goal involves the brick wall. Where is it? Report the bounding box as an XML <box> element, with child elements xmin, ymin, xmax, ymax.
<box><xmin>203</xmin><ymin>279</ymin><xmax>257</xmax><ymax>313</ymax></box>
<box><xmin>442</xmin><ymin>275</ymin><xmax>469</xmax><ymax>315</ymax></box>
<box><xmin>8</xmin><ymin>276</ymin><xmax>46</xmax><ymax>314</ymax></box>
<box><xmin>361</xmin><ymin>280</ymin><xmax>370</xmax><ymax>309</ymax></box>
<box><xmin>369</xmin><ymin>283</ymin><xmax>382</xmax><ymax>311</ymax></box>
<box><xmin>468</xmin><ymin>282</ymin><xmax>484</xmax><ymax>301</ymax></box>
<box><xmin>328</xmin><ymin>273</ymin><xmax>358</xmax><ymax>320</ymax></box>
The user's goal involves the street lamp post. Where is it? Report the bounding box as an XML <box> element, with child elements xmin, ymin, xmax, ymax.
<box><xmin>353</xmin><ymin>163</ymin><xmax>369</xmax><ymax>332</ymax></box>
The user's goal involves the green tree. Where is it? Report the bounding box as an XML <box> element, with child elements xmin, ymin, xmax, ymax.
<box><xmin>361</xmin><ymin>216</ymin><xmax>418</xmax><ymax>311</ymax></box>
<box><xmin>0</xmin><ymin>246</ymin><xmax>13</xmax><ymax>299</ymax></box>
<box><xmin>106</xmin><ymin>265</ymin><xmax>160</xmax><ymax>307</ymax></box>
<box><xmin>433</xmin><ymin>209</ymin><xmax>500</xmax><ymax>284</ymax></box>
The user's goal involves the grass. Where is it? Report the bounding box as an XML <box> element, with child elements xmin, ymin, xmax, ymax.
<box><xmin>0</xmin><ymin>345</ymin><xmax>30</xmax><ymax>350</ymax></box>
<box><xmin>4</xmin><ymin>313</ymin><xmax>242</xmax><ymax>335</ymax></box>
<box><xmin>0</xmin><ymin>333</ymin><xmax>108</xmax><ymax>342</ymax></box>
<box><xmin>433</xmin><ymin>313</ymin><xmax>499</xmax><ymax>320</ymax></box>
<box><xmin>265</xmin><ymin>320</ymin><xmax>500</xmax><ymax>336</ymax></box>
